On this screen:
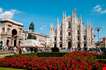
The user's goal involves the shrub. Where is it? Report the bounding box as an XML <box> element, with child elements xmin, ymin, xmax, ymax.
<box><xmin>51</xmin><ymin>47</ymin><xmax>59</xmax><ymax>52</ymax></box>
<box><xmin>37</xmin><ymin>52</ymin><xmax>67</xmax><ymax>57</ymax></box>
<box><xmin>0</xmin><ymin>51</ymin><xmax>104</xmax><ymax>70</ymax></box>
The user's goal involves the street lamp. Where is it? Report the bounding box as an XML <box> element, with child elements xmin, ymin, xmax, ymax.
<box><xmin>95</xmin><ymin>27</ymin><xmax>103</xmax><ymax>53</ymax></box>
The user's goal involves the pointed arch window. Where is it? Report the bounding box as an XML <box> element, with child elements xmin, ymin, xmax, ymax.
<box><xmin>68</xmin><ymin>22</ymin><xmax>72</xmax><ymax>28</ymax></box>
<box><xmin>2</xmin><ymin>27</ymin><xmax>5</xmax><ymax>32</ymax></box>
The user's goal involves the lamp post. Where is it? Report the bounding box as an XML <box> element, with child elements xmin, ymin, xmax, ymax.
<box><xmin>97</xmin><ymin>28</ymin><xmax>100</xmax><ymax>42</ymax></box>
<box><xmin>95</xmin><ymin>27</ymin><xmax>103</xmax><ymax>53</ymax></box>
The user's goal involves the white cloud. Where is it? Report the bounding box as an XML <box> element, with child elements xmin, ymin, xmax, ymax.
<box><xmin>93</xmin><ymin>4</ymin><xmax>106</xmax><ymax>14</ymax></box>
<box><xmin>101</xmin><ymin>9</ymin><xmax>106</xmax><ymax>14</ymax></box>
<box><xmin>0</xmin><ymin>8</ymin><xmax>17</xmax><ymax>19</ymax></box>
<box><xmin>0</xmin><ymin>8</ymin><xmax>3</xmax><ymax>13</ymax></box>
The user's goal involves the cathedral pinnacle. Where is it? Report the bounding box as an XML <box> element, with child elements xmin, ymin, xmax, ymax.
<box><xmin>50</xmin><ymin>24</ymin><xmax>54</xmax><ymax>32</ymax></box>
<box><xmin>56</xmin><ymin>17</ymin><xmax>59</xmax><ymax>24</ymax></box>
<box><xmin>72</xmin><ymin>8</ymin><xmax>77</xmax><ymax>17</ymax></box>
<box><xmin>62</xmin><ymin>11</ymin><xmax>66</xmax><ymax>19</ymax></box>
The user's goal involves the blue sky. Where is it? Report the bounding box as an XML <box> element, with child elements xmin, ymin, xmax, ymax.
<box><xmin>0</xmin><ymin>0</ymin><xmax>106</xmax><ymax>40</ymax></box>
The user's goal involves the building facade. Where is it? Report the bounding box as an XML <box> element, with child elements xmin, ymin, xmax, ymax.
<box><xmin>24</xmin><ymin>31</ymin><xmax>49</xmax><ymax>47</ymax></box>
<box><xmin>49</xmin><ymin>9</ymin><xmax>95</xmax><ymax>51</ymax></box>
<box><xmin>99</xmin><ymin>37</ymin><xmax>106</xmax><ymax>48</ymax></box>
<box><xmin>0</xmin><ymin>19</ymin><xmax>49</xmax><ymax>50</ymax></box>
<box><xmin>0</xmin><ymin>19</ymin><xmax>24</xmax><ymax>50</ymax></box>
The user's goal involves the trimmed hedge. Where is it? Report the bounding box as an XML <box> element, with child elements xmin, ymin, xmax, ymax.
<box><xmin>96</xmin><ymin>55</ymin><xmax>106</xmax><ymax>59</ymax></box>
<box><xmin>6</xmin><ymin>52</ymin><xmax>67</xmax><ymax>57</ymax></box>
<box><xmin>96</xmin><ymin>54</ymin><xmax>106</xmax><ymax>64</ymax></box>
<box><xmin>96</xmin><ymin>59</ymin><xmax>106</xmax><ymax>63</ymax></box>
<box><xmin>37</xmin><ymin>52</ymin><xmax>67</xmax><ymax>57</ymax></box>
<box><xmin>6</xmin><ymin>52</ymin><xmax>106</xmax><ymax>58</ymax></box>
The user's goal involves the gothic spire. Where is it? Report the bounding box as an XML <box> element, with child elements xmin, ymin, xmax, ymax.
<box><xmin>56</xmin><ymin>17</ymin><xmax>60</xmax><ymax>31</ymax></box>
<box><xmin>79</xmin><ymin>16</ymin><xmax>83</xmax><ymax>24</ymax></box>
<box><xmin>62</xmin><ymin>11</ymin><xmax>66</xmax><ymax>19</ymax></box>
<box><xmin>56</xmin><ymin>17</ymin><xmax>59</xmax><ymax>25</ymax></box>
<box><xmin>50</xmin><ymin>24</ymin><xmax>54</xmax><ymax>33</ymax></box>
<box><xmin>72</xmin><ymin>8</ymin><xmax>77</xmax><ymax>17</ymax></box>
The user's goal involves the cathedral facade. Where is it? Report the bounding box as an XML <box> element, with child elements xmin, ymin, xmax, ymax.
<box><xmin>48</xmin><ymin>9</ymin><xmax>95</xmax><ymax>51</ymax></box>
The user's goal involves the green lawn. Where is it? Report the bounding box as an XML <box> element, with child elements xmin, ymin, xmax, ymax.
<box><xmin>0</xmin><ymin>67</ymin><xmax>24</xmax><ymax>70</ymax></box>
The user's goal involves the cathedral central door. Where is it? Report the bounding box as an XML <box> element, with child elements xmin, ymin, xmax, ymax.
<box><xmin>68</xmin><ymin>41</ymin><xmax>72</xmax><ymax>49</ymax></box>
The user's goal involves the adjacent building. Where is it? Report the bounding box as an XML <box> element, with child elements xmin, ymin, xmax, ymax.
<box><xmin>99</xmin><ymin>37</ymin><xmax>106</xmax><ymax>48</ymax></box>
<box><xmin>0</xmin><ymin>19</ymin><xmax>24</xmax><ymax>50</ymax></box>
<box><xmin>0</xmin><ymin>19</ymin><xmax>48</xmax><ymax>50</ymax></box>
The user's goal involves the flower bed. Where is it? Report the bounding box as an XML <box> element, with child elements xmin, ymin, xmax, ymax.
<box><xmin>0</xmin><ymin>51</ymin><xmax>105</xmax><ymax>70</ymax></box>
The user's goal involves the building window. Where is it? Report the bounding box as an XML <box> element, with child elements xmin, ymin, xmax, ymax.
<box><xmin>19</xmin><ymin>31</ymin><xmax>21</xmax><ymax>35</ymax></box>
<box><xmin>60</xmin><ymin>30</ymin><xmax>62</xmax><ymax>35</ymax></box>
<box><xmin>68</xmin><ymin>32</ymin><xmax>71</xmax><ymax>36</ymax></box>
<box><xmin>8</xmin><ymin>25</ymin><xmax>12</xmax><ymax>27</ymax></box>
<box><xmin>54</xmin><ymin>43</ymin><xmax>56</xmax><ymax>47</ymax></box>
<box><xmin>68</xmin><ymin>41</ymin><xmax>72</xmax><ymax>49</ymax></box>
<box><xmin>55</xmin><ymin>36</ymin><xmax>56</xmax><ymax>41</ymax></box>
<box><xmin>78</xmin><ymin>36</ymin><xmax>80</xmax><ymax>40</ymax></box>
<box><xmin>60</xmin><ymin>37</ymin><xmax>62</xmax><ymax>41</ymax></box>
<box><xmin>77</xmin><ymin>30</ymin><xmax>80</xmax><ymax>34</ymax></box>
<box><xmin>60</xmin><ymin>43</ymin><xmax>62</xmax><ymax>48</ymax></box>
<box><xmin>2</xmin><ymin>27</ymin><xmax>5</xmax><ymax>32</ymax></box>
<box><xmin>20</xmin><ymin>28</ymin><xmax>22</xmax><ymax>30</ymax></box>
<box><xmin>68</xmin><ymin>22</ymin><xmax>71</xmax><ymax>28</ymax></box>
<box><xmin>84</xmin><ymin>43</ymin><xmax>86</xmax><ymax>47</ymax></box>
<box><xmin>7</xmin><ymin>28</ymin><xmax>10</xmax><ymax>33</ymax></box>
<box><xmin>84</xmin><ymin>35</ymin><xmax>86</xmax><ymax>40</ymax></box>
<box><xmin>6</xmin><ymin>39</ymin><xmax>9</xmax><ymax>47</ymax></box>
<box><xmin>77</xmin><ymin>43</ymin><xmax>81</xmax><ymax>50</ymax></box>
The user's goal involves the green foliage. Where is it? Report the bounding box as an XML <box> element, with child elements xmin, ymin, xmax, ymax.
<box><xmin>51</xmin><ymin>47</ymin><xmax>59</xmax><ymax>52</ymax></box>
<box><xmin>6</xmin><ymin>52</ymin><xmax>67</xmax><ymax>57</ymax></box>
<box><xmin>37</xmin><ymin>52</ymin><xmax>67</xmax><ymax>57</ymax></box>
<box><xmin>96</xmin><ymin>55</ymin><xmax>106</xmax><ymax>59</ymax></box>
<box><xmin>0</xmin><ymin>67</ymin><xmax>24</xmax><ymax>70</ymax></box>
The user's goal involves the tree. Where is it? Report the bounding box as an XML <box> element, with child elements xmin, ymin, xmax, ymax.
<box><xmin>29</xmin><ymin>22</ymin><xmax>35</xmax><ymax>32</ymax></box>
